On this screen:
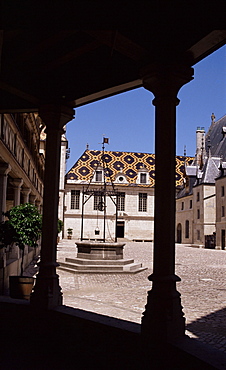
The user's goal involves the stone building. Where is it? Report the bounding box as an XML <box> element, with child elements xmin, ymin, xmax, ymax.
<box><xmin>64</xmin><ymin>147</ymin><xmax>193</xmax><ymax>241</ymax></box>
<box><xmin>176</xmin><ymin>114</ymin><xmax>226</xmax><ymax>249</ymax></box>
<box><xmin>215</xmin><ymin>168</ymin><xmax>226</xmax><ymax>250</ymax></box>
<box><xmin>0</xmin><ymin>6</ymin><xmax>225</xmax><ymax>368</ymax></box>
<box><xmin>0</xmin><ymin>113</ymin><xmax>44</xmax><ymax>290</ymax></box>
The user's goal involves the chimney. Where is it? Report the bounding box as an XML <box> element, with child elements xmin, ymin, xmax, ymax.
<box><xmin>196</xmin><ymin>127</ymin><xmax>205</xmax><ymax>167</ymax></box>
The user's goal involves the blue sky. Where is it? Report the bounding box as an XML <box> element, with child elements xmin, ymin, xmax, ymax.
<box><xmin>66</xmin><ymin>45</ymin><xmax>226</xmax><ymax>171</ymax></box>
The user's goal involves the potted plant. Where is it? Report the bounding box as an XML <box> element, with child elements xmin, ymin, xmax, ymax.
<box><xmin>0</xmin><ymin>203</ymin><xmax>42</xmax><ymax>300</ymax></box>
<box><xmin>57</xmin><ymin>219</ymin><xmax>64</xmax><ymax>243</ymax></box>
<box><xmin>67</xmin><ymin>228</ymin><xmax>73</xmax><ymax>239</ymax></box>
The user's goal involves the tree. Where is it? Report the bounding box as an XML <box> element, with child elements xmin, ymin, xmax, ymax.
<box><xmin>0</xmin><ymin>203</ymin><xmax>42</xmax><ymax>276</ymax></box>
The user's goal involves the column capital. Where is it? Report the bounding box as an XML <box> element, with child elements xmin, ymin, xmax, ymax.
<box><xmin>39</xmin><ymin>104</ymin><xmax>75</xmax><ymax>132</ymax></box>
<box><xmin>29</xmin><ymin>194</ymin><xmax>37</xmax><ymax>204</ymax></box>
<box><xmin>140</xmin><ymin>63</ymin><xmax>194</xmax><ymax>100</ymax></box>
<box><xmin>21</xmin><ymin>187</ymin><xmax>31</xmax><ymax>196</ymax></box>
<box><xmin>0</xmin><ymin>163</ymin><xmax>11</xmax><ymax>176</ymax></box>
<box><xmin>10</xmin><ymin>178</ymin><xmax>23</xmax><ymax>189</ymax></box>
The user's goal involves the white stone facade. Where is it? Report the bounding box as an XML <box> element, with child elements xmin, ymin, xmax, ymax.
<box><xmin>64</xmin><ymin>183</ymin><xmax>154</xmax><ymax>241</ymax></box>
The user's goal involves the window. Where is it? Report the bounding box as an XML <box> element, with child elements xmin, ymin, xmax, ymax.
<box><xmin>94</xmin><ymin>195</ymin><xmax>102</xmax><ymax>210</ymax></box>
<box><xmin>197</xmin><ymin>230</ymin><xmax>200</xmax><ymax>240</ymax></box>
<box><xmin>222</xmin><ymin>186</ymin><xmax>225</xmax><ymax>197</ymax></box>
<box><xmin>190</xmin><ymin>199</ymin><xmax>192</xmax><ymax>209</ymax></box>
<box><xmin>181</xmin><ymin>202</ymin><xmax>184</xmax><ymax>210</ymax></box>
<box><xmin>0</xmin><ymin>114</ymin><xmax>4</xmax><ymax>138</ymax></box>
<box><xmin>197</xmin><ymin>209</ymin><xmax>200</xmax><ymax>219</ymax></box>
<box><xmin>140</xmin><ymin>173</ymin><xmax>147</xmax><ymax>184</ymax></box>
<box><xmin>139</xmin><ymin>193</ymin><xmax>147</xmax><ymax>212</ymax></box>
<box><xmin>117</xmin><ymin>192</ymin><xmax>125</xmax><ymax>211</ymax></box>
<box><xmin>95</xmin><ymin>170</ymin><xmax>102</xmax><ymax>182</ymax></box>
<box><xmin>222</xmin><ymin>206</ymin><xmax>225</xmax><ymax>217</ymax></box>
<box><xmin>197</xmin><ymin>192</ymin><xmax>200</xmax><ymax>202</ymax></box>
<box><xmin>14</xmin><ymin>133</ymin><xmax>17</xmax><ymax>155</ymax></box>
<box><xmin>185</xmin><ymin>220</ymin><xmax>189</xmax><ymax>238</ymax></box>
<box><xmin>71</xmin><ymin>190</ymin><xmax>80</xmax><ymax>209</ymax></box>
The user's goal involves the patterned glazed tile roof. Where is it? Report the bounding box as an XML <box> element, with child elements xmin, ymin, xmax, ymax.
<box><xmin>66</xmin><ymin>150</ymin><xmax>194</xmax><ymax>187</ymax></box>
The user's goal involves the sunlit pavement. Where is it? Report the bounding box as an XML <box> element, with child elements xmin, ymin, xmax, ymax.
<box><xmin>55</xmin><ymin>239</ymin><xmax>226</xmax><ymax>353</ymax></box>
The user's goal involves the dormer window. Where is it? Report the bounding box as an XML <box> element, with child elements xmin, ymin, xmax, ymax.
<box><xmin>136</xmin><ymin>165</ymin><xmax>149</xmax><ymax>185</ymax></box>
<box><xmin>114</xmin><ymin>172</ymin><xmax>128</xmax><ymax>184</ymax></box>
<box><xmin>222</xmin><ymin>127</ymin><xmax>226</xmax><ymax>137</ymax></box>
<box><xmin>140</xmin><ymin>173</ymin><xmax>147</xmax><ymax>184</ymax></box>
<box><xmin>95</xmin><ymin>170</ymin><xmax>102</xmax><ymax>182</ymax></box>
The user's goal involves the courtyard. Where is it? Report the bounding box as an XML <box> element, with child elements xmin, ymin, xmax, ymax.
<box><xmin>56</xmin><ymin>239</ymin><xmax>226</xmax><ymax>353</ymax></box>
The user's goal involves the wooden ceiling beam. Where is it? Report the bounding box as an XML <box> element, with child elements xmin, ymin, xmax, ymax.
<box><xmin>41</xmin><ymin>39</ymin><xmax>102</xmax><ymax>72</ymax></box>
<box><xmin>0</xmin><ymin>30</ymin><xmax>3</xmax><ymax>72</ymax></box>
<box><xmin>0</xmin><ymin>80</ymin><xmax>39</xmax><ymax>106</ymax></box>
<box><xmin>17</xmin><ymin>30</ymin><xmax>79</xmax><ymax>63</ymax></box>
<box><xmin>188</xmin><ymin>30</ymin><xmax>226</xmax><ymax>65</ymax></box>
<box><xmin>85</xmin><ymin>31</ymin><xmax>147</xmax><ymax>61</ymax></box>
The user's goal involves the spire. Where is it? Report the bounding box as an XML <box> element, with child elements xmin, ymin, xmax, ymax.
<box><xmin>183</xmin><ymin>145</ymin><xmax>187</xmax><ymax>173</ymax></box>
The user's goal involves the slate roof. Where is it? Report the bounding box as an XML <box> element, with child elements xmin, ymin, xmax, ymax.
<box><xmin>177</xmin><ymin>115</ymin><xmax>226</xmax><ymax>198</ymax></box>
<box><xmin>200</xmin><ymin>156</ymin><xmax>220</xmax><ymax>184</ymax></box>
<box><xmin>206</xmin><ymin>115</ymin><xmax>226</xmax><ymax>160</ymax></box>
<box><xmin>66</xmin><ymin>150</ymin><xmax>194</xmax><ymax>187</ymax></box>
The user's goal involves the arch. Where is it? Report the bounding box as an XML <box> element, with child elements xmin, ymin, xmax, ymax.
<box><xmin>185</xmin><ymin>220</ymin><xmax>189</xmax><ymax>239</ymax></box>
<box><xmin>177</xmin><ymin>223</ymin><xmax>182</xmax><ymax>243</ymax></box>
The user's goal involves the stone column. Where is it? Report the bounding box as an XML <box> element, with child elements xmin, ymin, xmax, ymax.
<box><xmin>35</xmin><ymin>199</ymin><xmax>41</xmax><ymax>211</ymax></box>
<box><xmin>31</xmin><ymin>104</ymin><xmax>74</xmax><ymax>309</ymax></box>
<box><xmin>0</xmin><ymin>163</ymin><xmax>10</xmax><ymax>293</ymax></box>
<box><xmin>140</xmin><ymin>64</ymin><xmax>194</xmax><ymax>344</ymax></box>
<box><xmin>10</xmin><ymin>178</ymin><xmax>23</xmax><ymax>206</ymax></box>
<box><xmin>21</xmin><ymin>187</ymin><xmax>31</xmax><ymax>204</ymax></box>
<box><xmin>0</xmin><ymin>163</ymin><xmax>11</xmax><ymax>222</ymax></box>
<box><xmin>29</xmin><ymin>194</ymin><xmax>36</xmax><ymax>205</ymax></box>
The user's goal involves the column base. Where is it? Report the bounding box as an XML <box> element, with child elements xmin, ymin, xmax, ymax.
<box><xmin>141</xmin><ymin>274</ymin><xmax>185</xmax><ymax>346</ymax></box>
<box><xmin>30</xmin><ymin>267</ymin><xmax>62</xmax><ymax>310</ymax></box>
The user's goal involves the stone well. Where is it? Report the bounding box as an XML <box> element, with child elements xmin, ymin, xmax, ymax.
<box><xmin>58</xmin><ymin>241</ymin><xmax>147</xmax><ymax>274</ymax></box>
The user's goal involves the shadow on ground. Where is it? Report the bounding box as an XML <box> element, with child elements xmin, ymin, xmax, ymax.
<box><xmin>186</xmin><ymin>307</ymin><xmax>226</xmax><ymax>352</ymax></box>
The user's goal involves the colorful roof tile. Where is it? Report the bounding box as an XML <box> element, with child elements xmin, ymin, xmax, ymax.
<box><xmin>66</xmin><ymin>150</ymin><xmax>194</xmax><ymax>187</ymax></box>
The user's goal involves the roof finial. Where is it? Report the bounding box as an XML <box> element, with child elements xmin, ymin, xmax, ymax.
<box><xmin>211</xmin><ymin>113</ymin><xmax>215</xmax><ymax>124</ymax></box>
<box><xmin>184</xmin><ymin>145</ymin><xmax>186</xmax><ymax>157</ymax></box>
<box><xmin>86</xmin><ymin>143</ymin><xmax>89</xmax><ymax>150</ymax></box>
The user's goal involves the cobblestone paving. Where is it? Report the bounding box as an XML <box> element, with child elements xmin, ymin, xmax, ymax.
<box><xmin>54</xmin><ymin>240</ymin><xmax>226</xmax><ymax>353</ymax></box>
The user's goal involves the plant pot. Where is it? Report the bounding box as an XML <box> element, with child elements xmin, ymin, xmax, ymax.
<box><xmin>9</xmin><ymin>276</ymin><xmax>35</xmax><ymax>300</ymax></box>
<box><xmin>67</xmin><ymin>235</ymin><xmax>72</xmax><ymax>239</ymax></box>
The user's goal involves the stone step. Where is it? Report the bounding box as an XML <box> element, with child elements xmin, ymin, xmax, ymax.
<box><xmin>58</xmin><ymin>262</ymin><xmax>147</xmax><ymax>274</ymax></box>
<box><xmin>76</xmin><ymin>252</ymin><xmax>124</xmax><ymax>260</ymax></box>
<box><xmin>65</xmin><ymin>257</ymin><xmax>135</xmax><ymax>265</ymax></box>
<box><xmin>59</xmin><ymin>261</ymin><xmax>129</xmax><ymax>271</ymax></box>
<box><xmin>57</xmin><ymin>264</ymin><xmax>147</xmax><ymax>274</ymax></box>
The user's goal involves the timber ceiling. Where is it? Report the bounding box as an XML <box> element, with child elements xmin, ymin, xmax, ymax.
<box><xmin>0</xmin><ymin>2</ymin><xmax>225</xmax><ymax>112</ymax></box>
